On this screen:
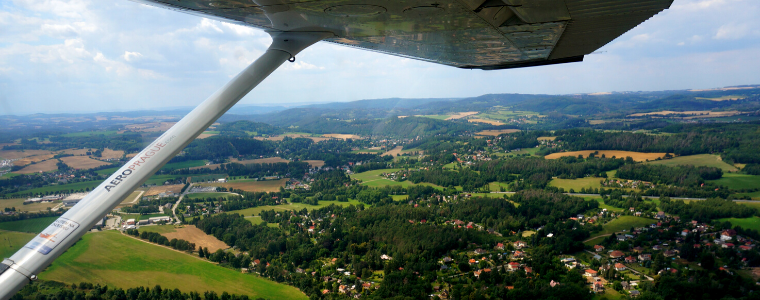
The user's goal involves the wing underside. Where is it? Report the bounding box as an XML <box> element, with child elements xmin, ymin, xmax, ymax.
<box><xmin>132</xmin><ymin>0</ymin><xmax>672</xmax><ymax>69</ymax></box>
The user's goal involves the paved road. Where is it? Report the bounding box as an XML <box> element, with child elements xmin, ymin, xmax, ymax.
<box><xmin>172</xmin><ymin>183</ymin><xmax>193</xmax><ymax>223</ymax></box>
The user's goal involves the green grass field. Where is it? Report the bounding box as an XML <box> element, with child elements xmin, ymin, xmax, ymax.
<box><xmin>161</xmin><ymin>160</ymin><xmax>207</xmax><ymax>171</ymax></box>
<box><xmin>549</xmin><ymin>177</ymin><xmax>603</xmax><ymax>191</ymax></box>
<box><xmin>391</xmin><ymin>195</ymin><xmax>409</xmax><ymax>201</ymax></box>
<box><xmin>185</xmin><ymin>192</ymin><xmax>241</xmax><ymax>200</ymax></box>
<box><xmin>144</xmin><ymin>175</ymin><xmax>184</xmax><ymax>186</ymax></box>
<box><xmin>0</xmin><ymin>217</ymin><xmax>59</xmax><ymax>233</ymax></box>
<box><xmin>136</xmin><ymin>225</ymin><xmax>179</xmax><ymax>234</ymax></box>
<box><xmin>9</xmin><ymin>180</ymin><xmax>103</xmax><ymax>197</ymax></box>
<box><xmin>647</xmin><ymin>154</ymin><xmax>737</xmax><ymax>172</ymax></box>
<box><xmin>39</xmin><ymin>231</ymin><xmax>306</xmax><ymax>299</ymax></box>
<box><xmin>718</xmin><ymin>217</ymin><xmax>760</xmax><ymax>232</ymax></box>
<box><xmin>247</xmin><ymin>217</ymin><xmax>280</xmax><ymax>227</ymax></box>
<box><xmin>488</xmin><ymin>182</ymin><xmax>511</xmax><ymax>192</ymax></box>
<box><xmin>350</xmin><ymin>169</ymin><xmax>443</xmax><ymax>189</ymax></box>
<box><xmin>1</xmin><ymin>173</ymin><xmax>20</xmax><ymax>179</ymax></box>
<box><xmin>61</xmin><ymin>131</ymin><xmax>119</xmax><ymax>137</ymax></box>
<box><xmin>96</xmin><ymin>166</ymin><xmax>120</xmax><ymax>175</ymax></box>
<box><xmin>583</xmin><ymin>196</ymin><xmax>624</xmax><ymax>212</ymax></box>
<box><xmin>416</xmin><ymin>115</ymin><xmax>450</xmax><ymax>120</ymax></box>
<box><xmin>599</xmin><ymin>216</ymin><xmax>655</xmax><ymax>235</ymax></box>
<box><xmin>0</xmin><ymin>230</ymin><xmax>35</xmax><ymax>258</ymax></box>
<box><xmin>709</xmin><ymin>173</ymin><xmax>760</xmax><ymax>190</ymax></box>
<box><xmin>583</xmin><ymin>236</ymin><xmax>608</xmax><ymax>246</ymax></box>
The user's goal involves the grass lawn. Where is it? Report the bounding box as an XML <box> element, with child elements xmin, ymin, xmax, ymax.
<box><xmin>584</xmin><ymin>197</ymin><xmax>624</xmax><ymax>212</ymax></box>
<box><xmin>247</xmin><ymin>217</ymin><xmax>280</xmax><ymax>227</ymax></box>
<box><xmin>738</xmin><ymin>201</ymin><xmax>760</xmax><ymax>210</ymax></box>
<box><xmin>144</xmin><ymin>175</ymin><xmax>184</xmax><ymax>186</ymax></box>
<box><xmin>185</xmin><ymin>192</ymin><xmax>241</xmax><ymax>200</ymax></box>
<box><xmin>1</xmin><ymin>173</ymin><xmax>21</xmax><ymax>179</ymax></box>
<box><xmin>508</xmin><ymin>147</ymin><xmax>539</xmax><ymax>156</ymax></box>
<box><xmin>0</xmin><ymin>216</ymin><xmax>59</xmax><ymax>233</ymax></box>
<box><xmin>600</xmin><ymin>216</ymin><xmax>656</xmax><ymax>235</ymax></box>
<box><xmin>718</xmin><ymin>217</ymin><xmax>760</xmax><ymax>232</ymax></box>
<box><xmin>0</xmin><ymin>230</ymin><xmax>36</xmax><ymax>258</ymax></box>
<box><xmin>443</xmin><ymin>162</ymin><xmax>458</xmax><ymax>170</ymax></box>
<box><xmin>647</xmin><ymin>154</ymin><xmax>737</xmax><ymax>172</ymax></box>
<box><xmin>708</xmin><ymin>173</ymin><xmax>760</xmax><ymax>190</ymax></box>
<box><xmin>39</xmin><ymin>231</ymin><xmax>306</xmax><ymax>299</ymax></box>
<box><xmin>583</xmin><ymin>236</ymin><xmax>608</xmax><ymax>246</ymax></box>
<box><xmin>9</xmin><ymin>180</ymin><xmax>103</xmax><ymax>197</ymax></box>
<box><xmin>549</xmin><ymin>177</ymin><xmax>603</xmax><ymax>191</ymax></box>
<box><xmin>391</xmin><ymin>195</ymin><xmax>409</xmax><ymax>201</ymax></box>
<box><xmin>96</xmin><ymin>166</ymin><xmax>120</xmax><ymax>175</ymax></box>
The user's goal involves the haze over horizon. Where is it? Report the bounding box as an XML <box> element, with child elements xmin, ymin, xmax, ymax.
<box><xmin>1</xmin><ymin>0</ymin><xmax>760</xmax><ymax>115</ymax></box>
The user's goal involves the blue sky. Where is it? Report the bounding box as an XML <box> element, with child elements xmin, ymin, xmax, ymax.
<box><xmin>1</xmin><ymin>0</ymin><xmax>759</xmax><ymax>115</ymax></box>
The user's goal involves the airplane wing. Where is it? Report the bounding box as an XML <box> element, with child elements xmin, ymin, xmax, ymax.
<box><xmin>131</xmin><ymin>0</ymin><xmax>673</xmax><ymax>69</ymax></box>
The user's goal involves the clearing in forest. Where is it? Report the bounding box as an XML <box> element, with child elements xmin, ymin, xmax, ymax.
<box><xmin>445</xmin><ymin>112</ymin><xmax>479</xmax><ymax>120</ymax></box>
<box><xmin>467</xmin><ymin>119</ymin><xmax>505</xmax><ymax>125</ymax></box>
<box><xmin>545</xmin><ymin>150</ymin><xmax>669</xmax><ymax>162</ymax></box>
<box><xmin>381</xmin><ymin>146</ymin><xmax>403</xmax><ymax>157</ymax></box>
<box><xmin>199</xmin><ymin>179</ymin><xmax>288</xmax><ymax>193</ymax></box>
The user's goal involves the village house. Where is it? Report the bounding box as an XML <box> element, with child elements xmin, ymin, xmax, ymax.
<box><xmin>585</xmin><ymin>269</ymin><xmax>598</xmax><ymax>277</ymax></box>
<box><xmin>615</xmin><ymin>263</ymin><xmax>626</xmax><ymax>271</ymax></box>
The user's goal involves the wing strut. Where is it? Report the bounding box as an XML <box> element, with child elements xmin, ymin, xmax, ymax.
<box><xmin>0</xmin><ymin>31</ymin><xmax>332</xmax><ymax>299</ymax></box>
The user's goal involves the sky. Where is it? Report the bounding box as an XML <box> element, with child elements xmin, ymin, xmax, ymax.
<box><xmin>0</xmin><ymin>0</ymin><xmax>759</xmax><ymax>115</ymax></box>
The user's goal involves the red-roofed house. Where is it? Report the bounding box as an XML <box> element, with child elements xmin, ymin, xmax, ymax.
<box><xmin>508</xmin><ymin>262</ymin><xmax>521</xmax><ymax>271</ymax></box>
<box><xmin>594</xmin><ymin>245</ymin><xmax>605</xmax><ymax>252</ymax></box>
<box><xmin>610</xmin><ymin>250</ymin><xmax>625</xmax><ymax>259</ymax></box>
<box><xmin>625</xmin><ymin>256</ymin><xmax>637</xmax><ymax>263</ymax></box>
<box><xmin>585</xmin><ymin>269</ymin><xmax>598</xmax><ymax>277</ymax></box>
<box><xmin>615</xmin><ymin>263</ymin><xmax>626</xmax><ymax>271</ymax></box>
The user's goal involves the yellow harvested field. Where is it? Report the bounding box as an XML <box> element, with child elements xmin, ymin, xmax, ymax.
<box><xmin>382</xmin><ymin>146</ymin><xmax>403</xmax><ymax>157</ymax></box>
<box><xmin>468</xmin><ymin>119</ymin><xmax>505</xmax><ymax>125</ymax></box>
<box><xmin>241</xmin><ymin>157</ymin><xmax>290</xmax><ymax>164</ymax></box>
<box><xmin>162</xmin><ymin>225</ymin><xmax>229</xmax><ymax>253</ymax></box>
<box><xmin>0</xmin><ymin>150</ymin><xmax>53</xmax><ymax>160</ymax></box>
<box><xmin>196</xmin><ymin>133</ymin><xmax>216</xmax><ymax>139</ymax></box>
<box><xmin>144</xmin><ymin>184</ymin><xmax>185</xmax><ymax>196</ymax></box>
<box><xmin>16</xmin><ymin>159</ymin><xmax>59</xmax><ymax>174</ymax></box>
<box><xmin>100</xmin><ymin>148</ymin><xmax>124</xmax><ymax>160</ymax></box>
<box><xmin>125</xmin><ymin>153</ymin><xmax>137</xmax><ymax>158</ymax></box>
<box><xmin>476</xmin><ymin>129</ymin><xmax>520</xmax><ymax>136</ymax></box>
<box><xmin>537</xmin><ymin>136</ymin><xmax>557</xmax><ymax>141</ymax></box>
<box><xmin>304</xmin><ymin>160</ymin><xmax>325</xmax><ymax>168</ymax></box>
<box><xmin>13</xmin><ymin>154</ymin><xmax>55</xmax><ymax>167</ymax></box>
<box><xmin>322</xmin><ymin>134</ymin><xmax>362</xmax><ymax>140</ymax></box>
<box><xmin>445</xmin><ymin>112</ymin><xmax>478</xmax><ymax>120</ymax></box>
<box><xmin>60</xmin><ymin>156</ymin><xmax>110</xmax><ymax>170</ymax></box>
<box><xmin>696</xmin><ymin>95</ymin><xmax>746</xmax><ymax>101</ymax></box>
<box><xmin>60</xmin><ymin>149</ymin><xmax>91</xmax><ymax>156</ymax></box>
<box><xmin>545</xmin><ymin>150</ymin><xmax>670</xmax><ymax>162</ymax></box>
<box><xmin>628</xmin><ymin>110</ymin><xmax>743</xmax><ymax>118</ymax></box>
<box><xmin>254</xmin><ymin>134</ymin><xmax>331</xmax><ymax>143</ymax></box>
<box><xmin>123</xmin><ymin>122</ymin><xmax>177</xmax><ymax>132</ymax></box>
<box><xmin>199</xmin><ymin>179</ymin><xmax>288</xmax><ymax>193</ymax></box>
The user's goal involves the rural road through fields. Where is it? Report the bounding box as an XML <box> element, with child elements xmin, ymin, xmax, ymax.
<box><xmin>173</xmin><ymin>183</ymin><xmax>193</xmax><ymax>223</ymax></box>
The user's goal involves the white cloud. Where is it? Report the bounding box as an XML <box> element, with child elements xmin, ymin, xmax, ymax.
<box><xmin>122</xmin><ymin>51</ymin><xmax>142</xmax><ymax>62</ymax></box>
<box><xmin>714</xmin><ymin>23</ymin><xmax>751</xmax><ymax>40</ymax></box>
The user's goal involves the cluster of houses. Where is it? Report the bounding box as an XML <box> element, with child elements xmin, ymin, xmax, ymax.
<box><xmin>601</xmin><ymin>179</ymin><xmax>655</xmax><ymax>189</ymax></box>
<box><xmin>122</xmin><ymin>216</ymin><xmax>173</xmax><ymax>228</ymax></box>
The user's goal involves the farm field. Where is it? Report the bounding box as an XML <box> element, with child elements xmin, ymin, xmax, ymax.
<box><xmin>445</xmin><ymin>112</ymin><xmax>478</xmax><ymax>120</ymax></box>
<box><xmin>718</xmin><ymin>217</ymin><xmax>760</xmax><ymax>232</ymax></box>
<box><xmin>0</xmin><ymin>216</ymin><xmax>59</xmax><ymax>233</ymax></box>
<box><xmin>185</xmin><ymin>192</ymin><xmax>240</xmax><ymax>200</ymax></box>
<box><xmin>39</xmin><ymin>231</ymin><xmax>306</xmax><ymax>299</ymax></box>
<box><xmin>322</xmin><ymin>134</ymin><xmax>362</xmax><ymax>140</ymax></box>
<box><xmin>163</xmin><ymin>225</ymin><xmax>229</xmax><ymax>252</ymax></box>
<box><xmin>304</xmin><ymin>160</ymin><xmax>325</xmax><ymax>168</ymax></box>
<box><xmin>415</xmin><ymin>114</ymin><xmax>450</xmax><ymax>120</ymax></box>
<box><xmin>381</xmin><ymin>146</ymin><xmax>403</xmax><ymax>157</ymax></box>
<box><xmin>549</xmin><ymin>177</ymin><xmax>603</xmax><ymax>191</ymax></box>
<box><xmin>60</xmin><ymin>156</ymin><xmax>110</xmax><ymax>169</ymax></box>
<box><xmin>0</xmin><ymin>150</ymin><xmax>53</xmax><ymax>160</ymax></box>
<box><xmin>13</xmin><ymin>154</ymin><xmax>55</xmax><ymax>167</ymax></box>
<box><xmin>476</xmin><ymin>129</ymin><xmax>520</xmax><ymax>136</ymax></box>
<box><xmin>584</xmin><ymin>196</ymin><xmax>624</xmax><ymax>212</ymax></box>
<box><xmin>0</xmin><ymin>230</ymin><xmax>35</xmax><ymax>259</ymax></box>
<box><xmin>545</xmin><ymin>150</ymin><xmax>669</xmax><ymax>162</ymax></box>
<box><xmin>0</xmin><ymin>198</ymin><xmax>59</xmax><ymax>212</ymax></box>
<box><xmin>247</xmin><ymin>217</ymin><xmax>280</xmax><ymax>227</ymax></box>
<box><xmin>16</xmin><ymin>159</ymin><xmax>59</xmax><ymax>174</ymax></box>
<box><xmin>467</xmin><ymin>119</ymin><xmax>505</xmax><ymax>125</ymax></box>
<box><xmin>145</xmin><ymin>184</ymin><xmax>185</xmax><ymax>196</ymax></box>
<box><xmin>199</xmin><ymin>178</ymin><xmax>288</xmax><ymax>193</ymax></box>
<box><xmin>708</xmin><ymin>173</ymin><xmax>760</xmax><ymax>190</ymax></box>
<box><xmin>488</xmin><ymin>181</ymin><xmax>511</xmax><ymax>192</ymax></box>
<box><xmin>647</xmin><ymin>154</ymin><xmax>738</xmax><ymax>172</ymax></box>
<box><xmin>230</xmin><ymin>199</ymin><xmax>366</xmax><ymax>217</ymax></box>
<box><xmin>99</xmin><ymin>148</ymin><xmax>125</xmax><ymax>160</ymax></box>
<box><xmin>160</xmin><ymin>160</ymin><xmax>207</xmax><ymax>171</ymax></box>
<box><xmin>537</xmin><ymin>136</ymin><xmax>557</xmax><ymax>141</ymax></box>
<box><xmin>9</xmin><ymin>180</ymin><xmax>102</xmax><ymax>197</ymax></box>
<box><xmin>143</xmin><ymin>175</ymin><xmax>183</xmax><ymax>186</ymax></box>
<box><xmin>628</xmin><ymin>110</ymin><xmax>742</xmax><ymax>118</ymax></box>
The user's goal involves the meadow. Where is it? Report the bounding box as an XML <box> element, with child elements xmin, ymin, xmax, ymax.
<box><xmin>229</xmin><ymin>198</ymin><xmax>366</xmax><ymax>217</ymax></box>
<box><xmin>0</xmin><ymin>216</ymin><xmax>59</xmax><ymax>233</ymax></box>
<box><xmin>198</xmin><ymin>178</ymin><xmax>288</xmax><ymax>193</ymax></box>
<box><xmin>0</xmin><ymin>198</ymin><xmax>59</xmax><ymax>212</ymax></box>
<box><xmin>708</xmin><ymin>173</ymin><xmax>760</xmax><ymax>190</ymax></box>
<box><xmin>185</xmin><ymin>192</ymin><xmax>241</xmax><ymax>200</ymax></box>
<box><xmin>39</xmin><ymin>231</ymin><xmax>307</xmax><ymax>299</ymax></box>
<box><xmin>160</xmin><ymin>160</ymin><xmax>207</xmax><ymax>171</ymax></box>
<box><xmin>0</xmin><ymin>230</ymin><xmax>36</xmax><ymax>259</ymax></box>
<box><xmin>646</xmin><ymin>154</ymin><xmax>738</xmax><ymax>172</ymax></box>
<box><xmin>718</xmin><ymin>217</ymin><xmax>760</xmax><ymax>232</ymax></box>
<box><xmin>350</xmin><ymin>168</ymin><xmax>443</xmax><ymax>189</ymax></box>
<box><xmin>549</xmin><ymin>177</ymin><xmax>603</xmax><ymax>191</ymax></box>
<box><xmin>120</xmin><ymin>213</ymin><xmax>171</xmax><ymax>221</ymax></box>
<box><xmin>598</xmin><ymin>216</ymin><xmax>655</xmax><ymax>236</ymax></box>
